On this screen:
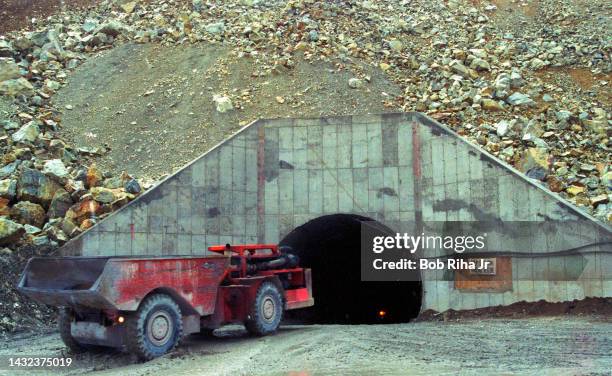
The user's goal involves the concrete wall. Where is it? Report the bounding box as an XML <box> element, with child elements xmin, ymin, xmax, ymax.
<box><xmin>62</xmin><ymin>112</ymin><xmax>611</xmax><ymax>312</ymax></box>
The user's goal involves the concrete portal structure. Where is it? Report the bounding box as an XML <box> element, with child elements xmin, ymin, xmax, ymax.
<box><xmin>62</xmin><ymin>113</ymin><xmax>611</xmax><ymax>312</ymax></box>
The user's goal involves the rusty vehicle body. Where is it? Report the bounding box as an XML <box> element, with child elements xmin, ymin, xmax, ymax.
<box><xmin>18</xmin><ymin>244</ymin><xmax>313</xmax><ymax>360</ymax></box>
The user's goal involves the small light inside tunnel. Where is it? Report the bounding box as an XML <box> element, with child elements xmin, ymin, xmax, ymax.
<box><xmin>117</xmin><ymin>316</ymin><xmax>125</xmax><ymax>324</ymax></box>
<box><xmin>378</xmin><ymin>310</ymin><xmax>386</xmax><ymax>318</ymax></box>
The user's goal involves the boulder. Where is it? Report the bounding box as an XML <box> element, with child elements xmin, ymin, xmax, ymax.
<box><xmin>124</xmin><ymin>178</ymin><xmax>141</xmax><ymax>194</ymax></box>
<box><xmin>0</xmin><ymin>217</ymin><xmax>24</xmax><ymax>246</ymax></box>
<box><xmin>348</xmin><ymin>78</ymin><xmax>364</xmax><ymax>89</ymax></box>
<box><xmin>43</xmin><ymin>159</ymin><xmax>69</xmax><ymax>180</ymax></box>
<box><xmin>519</xmin><ymin>148</ymin><xmax>550</xmax><ymax>174</ymax></box>
<box><xmin>0</xmin><ymin>161</ymin><xmax>19</xmax><ymax>179</ymax></box>
<box><xmin>46</xmin><ymin>225</ymin><xmax>68</xmax><ymax>244</ymax></box>
<box><xmin>17</xmin><ymin>168</ymin><xmax>62</xmax><ymax>207</ymax></box>
<box><xmin>205</xmin><ymin>22</ymin><xmax>225</xmax><ymax>34</ymax></box>
<box><xmin>213</xmin><ymin>94</ymin><xmax>233</xmax><ymax>113</ymax></box>
<box><xmin>11</xmin><ymin>201</ymin><xmax>46</xmax><ymax>228</ymax></box>
<box><xmin>95</xmin><ymin>20</ymin><xmax>129</xmax><ymax>37</ymax></box>
<box><xmin>507</xmin><ymin>92</ymin><xmax>535</xmax><ymax>107</ymax></box>
<box><xmin>86</xmin><ymin>165</ymin><xmax>103</xmax><ymax>188</ymax></box>
<box><xmin>47</xmin><ymin>189</ymin><xmax>73</xmax><ymax>219</ymax></box>
<box><xmin>0</xmin><ymin>197</ymin><xmax>9</xmax><ymax>216</ymax></box>
<box><xmin>481</xmin><ymin>99</ymin><xmax>504</xmax><ymax>111</ymax></box>
<box><xmin>0</xmin><ymin>58</ymin><xmax>20</xmax><ymax>81</ymax></box>
<box><xmin>11</xmin><ymin>121</ymin><xmax>40</xmax><ymax>143</ymax></box>
<box><xmin>0</xmin><ymin>77</ymin><xmax>34</xmax><ymax>97</ymax></box>
<box><xmin>0</xmin><ymin>179</ymin><xmax>17</xmax><ymax>200</ymax></box>
<box><xmin>90</xmin><ymin>187</ymin><xmax>116</xmax><ymax>204</ymax></box>
<box><xmin>65</xmin><ymin>198</ymin><xmax>101</xmax><ymax>225</ymax></box>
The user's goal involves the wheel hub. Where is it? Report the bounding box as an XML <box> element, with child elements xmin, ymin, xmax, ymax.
<box><xmin>262</xmin><ymin>296</ymin><xmax>275</xmax><ymax>322</ymax></box>
<box><xmin>147</xmin><ymin>311</ymin><xmax>173</xmax><ymax>346</ymax></box>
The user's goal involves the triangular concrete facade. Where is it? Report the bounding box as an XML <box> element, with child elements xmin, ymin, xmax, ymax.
<box><xmin>61</xmin><ymin>113</ymin><xmax>611</xmax><ymax>311</ymax></box>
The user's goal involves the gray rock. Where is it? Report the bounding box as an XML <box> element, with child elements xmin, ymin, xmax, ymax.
<box><xmin>0</xmin><ymin>77</ymin><xmax>34</xmax><ymax>97</ymax></box>
<box><xmin>507</xmin><ymin>92</ymin><xmax>535</xmax><ymax>107</ymax></box>
<box><xmin>32</xmin><ymin>235</ymin><xmax>52</xmax><ymax>247</ymax></box>
<box><xmin>45</xmin><ymin>225</ymin><xmax>68</xmax><ymax>244</ymax></box>
<box><xmin>542</xmin><ymin>94</ymin><xmax>554</xmax><ymax>102</ymax></box>
<box><xmin>388</xmin><ymin>40</ymin><xmax>403</xmax><ymax>52</ymax></box>
<box><xmin>17</xmin><ymin>168</ymin><xmax>62</xmax><ymax>207</ymax></box>
<box><xmin>470</xmin><ymin>57</ymin><xmax>490</xmax><ymax>71</ymax></box>
<box><xmin>43</xmin><ymin>159</ymin><xmax>69</xmax><ymax>180</ymax></box>
<box><xmin>24</xmin><ymin>224</ymin><xmax>41</xmax><ymax>234</ymax></box>
<box><xmin>13</xmin><ymin>37</ymin><xmax>32</xmax><ymax>52</ymax></box>
<box><xmin>526</xmin><ymin>167</ymin><xmax>548</xmax><ymax>181</ymax></box>
<box><xmin>0</xmin><ymin>40</ymin><xmax>13</xmax><ymax>57</ymax></box>
<box><xmin>1</xmin><ymin>120</ymin><xmax>20</xmax><ymax>130</ymax></box>
<box><xmin>0</xmin><ymin>179</ymin><xmax>17</xmax><ymax>200</ymax></box>
<box><xmin>47</xmin><ymin>189</ymin><xmax>73</xmax><ymax>218</ymax></box>
<box><xmin>555</xmin><ymin>110</ymin><xmax>572</xmax><ymax>123</ymax></box>
<box><xmin>0</xmin><ymin>217</ymin><xmax>24</xmax><ymax>246</ymax></box>
<box><xmin>205</xmin><ymin>22</ymin><xmax>225</xmax><ymax>34</ymax></box>
<box><xmin>125</xmin><ymin>178</ymin><xmax>141</xmax><ymax>194</ymax></box>
<box><xmin>450</xmin><ymin>60</ymin><xmax>469</xmax><ymax>77</ymax></box>
<box><xmin>496</xmin><ymin>120</ymin><xmax>510</xmax><ymax>137</ymax></box>
<box><xmin>493</xmin><ymin>73</ymin><xmax>511</xmax><ymax>98</ymax></box>
<box><xmin>309</xmin><ymin>30</ymin><xmax>319</xmax><ymax>42</ymax></box>
<box><xmin>510</xmin><ymin>71</ymin><xmax>523</xmax><ymax>88</ymax></box>
<box><xmin>11</xmin><ymin>121</ymin><xmax>40</xmax><ymax>143</ymax></box>
<box><xmin>0</xmin><ymin>58</ymin><xmax>20</xmax><ymax>82</ymax></box>
<box><xmin>95</xmin><ymin>20</ymin><xmax>129</xmax><ymax>37</ymax></box>
<box><xmin>82</xmin><ymin>19</ymin><xmax>99</xmax><ymax>33</ymax></box>
<box><xmin>0</xmin><ymin>162</ymin><xmax>19</xmax><ymax>180</ymax></box>
<box><xmin>348</xmin><ymin>78</ymin><xmax>364</xmax><ymax>89</ymax></box>
<box><xmin>530</xmin><ymin>58</ymin><xmax>546</xmax><ymax>70</ymax></box>
<box><xmin>30</xmin><ymin>31</ymin><xmax>49</xmax><ymax>47</ymax></box>
<box><xmin>213</xmin><ymin>94</ymin><xmax>233</xmax><ymax>113</ymax></box>
<box><xmin>602</xmin><ymin>171</ymin><xmax>612</xmax><ymax>191</ymax></box>
<box><xmin>90</xmin><ymin>187</ymin><xmax>115</xmax><ymax>203</ymax></box>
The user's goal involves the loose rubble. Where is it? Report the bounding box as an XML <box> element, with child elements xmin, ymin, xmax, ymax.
<box><xmin>0</xmin><ymin>1</ymin><xmax>610</xmax><ymax>232</ymax></box>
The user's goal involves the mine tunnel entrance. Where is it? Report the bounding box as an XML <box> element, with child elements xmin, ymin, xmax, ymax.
<box><xmin>281</xmin><ymin>214</ymin><xmax>422</xmax><ymax>324</ymax></box>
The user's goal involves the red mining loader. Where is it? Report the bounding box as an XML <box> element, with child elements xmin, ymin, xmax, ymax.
<box><xmin>18</xmin><ymin>244</ymin><xmax>314</xmax><ymax>360</ymax></box>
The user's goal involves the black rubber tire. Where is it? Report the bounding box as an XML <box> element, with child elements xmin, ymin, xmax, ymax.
<box><xmin>245</xmin><ymin>282</ymin><xmax>284</xmax><ymax>336</ymax></box>
<box><xmin>125</xmin><ymin>294</ymin><xmax>183</xmax><ymax>361</ymax></box>
<box><xmin>58</xmin><ymin>308</ymin><xmax>90</xmax><ymax>353</ymax></box>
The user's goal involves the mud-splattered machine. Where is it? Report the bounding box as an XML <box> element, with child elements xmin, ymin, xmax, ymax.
<box><xmin>18</xmin><ymin>244</ymin><xmax>313</xmax><ymax>360</ymax></box>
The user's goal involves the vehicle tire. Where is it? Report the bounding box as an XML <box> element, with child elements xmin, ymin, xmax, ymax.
<box><xmin>58</xmin><ymin>308</ymin><xmax>91</xmax><ymax>353</ymax></box>
<box><xmin>126</xmin><ymin>294</ymin><xmax>183</xmax><ymax>360</ymax></box>
<box><xmin>245</xmin><ymin>282</ymin><xmax>284</xmax><ymax>336</ymax></box>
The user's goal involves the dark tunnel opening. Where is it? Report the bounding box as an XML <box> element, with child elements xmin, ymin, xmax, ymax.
<box><xmin>281</xmin><ymin>214</ymin><xmax>422</xmax><ymax>324</ymax></box>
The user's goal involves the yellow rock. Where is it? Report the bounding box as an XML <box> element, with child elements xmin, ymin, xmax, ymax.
<box><xmin>121</xmin><ymin>1</ymin><xmax>138</xmax><ymax>14</ymax></box>
<box><xmin>566</xmin><ymin>185</ymin><xmax>585</xmax><ymax>196</ymax></box>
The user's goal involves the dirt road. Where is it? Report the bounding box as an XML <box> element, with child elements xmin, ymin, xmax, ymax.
<box><xmin>1</xmin><ymin>317</ymin><xmax>610</xmax><ymax>375</ymax></box>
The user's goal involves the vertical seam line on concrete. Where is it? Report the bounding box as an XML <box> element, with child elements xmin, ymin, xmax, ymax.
<box><xmin>411</xmin><ymin>121</ymin><xmax>423</xmax><ymax>225</ymax></box>
<box><xmin>257</xmin><ymin>125</ymin><xmax>265</xmax><ymax>243</ymax></box>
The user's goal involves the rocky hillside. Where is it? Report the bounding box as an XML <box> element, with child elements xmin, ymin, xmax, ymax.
<box><xmin>1</xmin><ymin>0</ymin><xmax>609</xmax><ymax>228</ymax></box>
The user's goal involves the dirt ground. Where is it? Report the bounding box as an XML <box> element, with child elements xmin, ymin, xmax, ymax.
<box><xmin>0</xmin><ymin>317</ymin><xmax>610</xmax><ymax>375</ymax></box>
<box><xmin>0</xmin><ymin>0</ymin><xmax>99</xmax><ymax>33</ymax></box>
<box><xmin>55</xmin><ymin>43</ymin><xmax>400</xmax><ymax>180</ymax></box>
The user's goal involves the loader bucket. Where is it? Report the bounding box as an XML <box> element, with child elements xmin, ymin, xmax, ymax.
<box><xmin>17</xmin><ymin>257</ymin><xmax>116</xmax><ymax>309</ymax></box>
